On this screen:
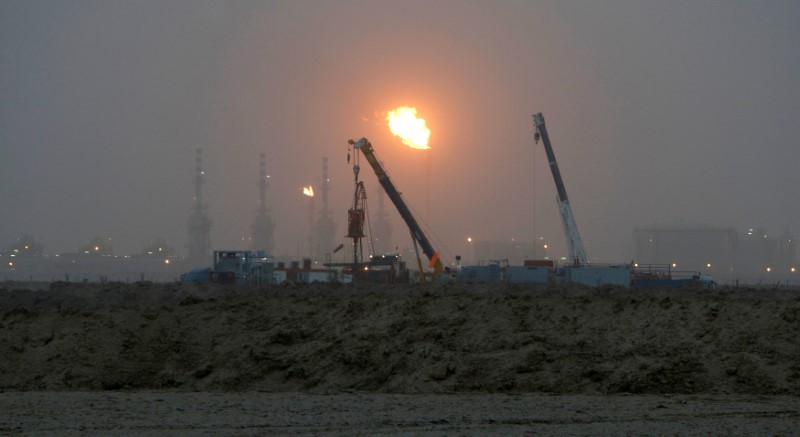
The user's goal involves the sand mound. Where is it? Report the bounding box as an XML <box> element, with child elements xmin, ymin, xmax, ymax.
<box><xmin>1</xmin><ymin>281</ymin><xmax>798</xmax><ymax>394</ymax></box>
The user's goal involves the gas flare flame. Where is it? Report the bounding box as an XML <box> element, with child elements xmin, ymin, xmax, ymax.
<box><xmin>386</xmin><ymin>106</ymin><xmax>431</xmax><ymax>149</ymax></box>
<box><xmin>302</xmin><ymin>186</ymin><xmax>314</xmax><ymax>197</ymax></box>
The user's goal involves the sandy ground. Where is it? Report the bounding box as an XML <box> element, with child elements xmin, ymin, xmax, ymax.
<box><xmin>1</xmin><ymin>281</ymin><xmax>799</xmax><ymax>434</ymax></box>
<box><xmin>2</xmin><ymin>391</ymin><xmax>799</xmax><ymax>435</ymax></box>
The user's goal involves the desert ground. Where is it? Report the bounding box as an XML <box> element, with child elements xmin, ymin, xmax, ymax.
<box><xmin>1</xmin><ymin>281</ymin><xmax>799</xmax><ymax>435</ymax></box>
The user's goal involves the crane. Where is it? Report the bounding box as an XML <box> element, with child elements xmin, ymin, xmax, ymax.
<box><xmin>532</xmin><ymin>113</ymin><xmax>589</xmax><ymax>266</ymax></box>
<box><xmin>348</xmin><ymin>138</ymin><xmax>444</xmax><ymax>280</ymax></box>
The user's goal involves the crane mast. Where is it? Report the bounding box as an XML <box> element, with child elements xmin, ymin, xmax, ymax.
<box><xmin>348</xmin><ymin>138</ymin><xmax>444</xmax><ymax>276</ymax></box>
<box><xmin>532</xmin><ymin>113</ymin><xmax>589</xmax><ymax>266</ymax></box>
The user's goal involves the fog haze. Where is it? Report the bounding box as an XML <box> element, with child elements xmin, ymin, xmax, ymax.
<box><xmin>2</xmin><ymin>0</ymin><xmax>798</xmax><ymax>263</ymax></box>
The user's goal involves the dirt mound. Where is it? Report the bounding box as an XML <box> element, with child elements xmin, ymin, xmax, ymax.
<box><xmin>1</xmin><ymin>282</ymin><xmax>799</xmax><ymax>394</ymax></box>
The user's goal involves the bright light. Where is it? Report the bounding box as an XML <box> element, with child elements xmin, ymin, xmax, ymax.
<box><xmin>634</xmin><ymin>263</ymin><xmax>639</xmax><ymax>267</ymax></box>
<box><xmin>94</xmin><ymin>246</ymin><xmax>100</xmax><ymax>251</ymax></box>
<box><xmin>766</xmin><ymin>267</ymin><xmax>772</xmax><ymax>272</ymax></box>
<box><xmin>672</xmin><ymin>263</ymin><xmax>677</xmax><ymax>268</ymax></box>
<box><xmin>466</xmin><ymin>237</ymin><xmax>472</xmax><ymax>243</ymax></box>
<box><xmin>164</xmin><ymin>259</ymin><xmax>170</xmax><ymax>264</ymax></box>
<box><xmin>302</xmin><ymin>186</ymin><xmax>314</xmax><ymax>197</ymax></box>
<box><xmin>792</xmin><ymin>267</ymin><xmax>797</xmax><ymax>273</ymax></box>
<box><xmin>386</xmin><ymin>106</ymin><xmax>431</xmax><ymax>149</ymax></box>
<box><xmin>543</xmin><ymin>244</ymin><xmax>548</xmax><ymax>249</ymax></box>
<box><xmin>707</xmin><ymin>263</ymin><xmax>712</xmax><ymax>268</ymax></box>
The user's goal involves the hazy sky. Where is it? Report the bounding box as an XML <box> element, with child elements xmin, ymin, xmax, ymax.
<box><xmin>2</xmin><ymin>0</ymin><xmax>798</xmax><ymax>263</ymax></box>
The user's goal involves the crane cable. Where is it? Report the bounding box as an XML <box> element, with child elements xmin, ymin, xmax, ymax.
<box><xmin>404</xmin><ymin>196</ymin><xmax>454</xmax><ymax>266</ymax></box>
<box><xmin>533</xmin><ymin>123</ymin><xmax>537</xmax><ymax>259</ymax></box>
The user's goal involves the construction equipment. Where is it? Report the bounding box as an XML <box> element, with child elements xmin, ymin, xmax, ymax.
<box><xmin>348</xmin><ymin>138</ymin><xmax>444</xmax><ymax>280</ymax></box>
<box><xmin>181</xmin><ymin>250</ymin><xmax>274</xmax><ymax>285</ymax></box>
<box><xmin>532</xmin><ymin>113</ymin><xmax>589</xmax><ymax>266</ymax></box>
<box><xmin>346</xmin><ymin>175</ymin><xmax>367</xmax><ymax>265</ymax></box>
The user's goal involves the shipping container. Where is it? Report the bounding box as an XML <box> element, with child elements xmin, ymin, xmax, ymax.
<box><xmin>561</xmin><ymin>265</ymin><xmax>631</xmax><ymax>288</ymax></box>
<box><xmin>458</xmin><ymin>264</ymin><xmax>501</xmax><ymax>283</ymax></box>
<box><xmin>505</xmin><ymin>265</ymin><xmax>550</xmax><ymax>284</ymax></box>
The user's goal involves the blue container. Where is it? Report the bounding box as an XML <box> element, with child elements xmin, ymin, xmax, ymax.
<box><xmin>505</xmin><ymin>266</ymin><xmax>550</xmax><ymax>284</ymax></box>
<box><xmin>458</xmin><ymin>264</ymin><xmax>500</xmax><ymax>283</ymax></box>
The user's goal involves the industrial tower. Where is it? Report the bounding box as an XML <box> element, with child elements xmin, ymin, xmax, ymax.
<box><xmin>252</xmin><ymin>153</ymin><xmax>275</xmax><ymax>254</ymax></box>
<box><xmin>314</xmin><ymin>157</ymin><xmax>336</xmax><ymax>262</ymax></box>
<box><xmin>372</xmin><ymin>184</ymin><xmax>393</xmax><ymax>254</ymax></box>
<box><xmin>187</xmin><ymin>148</ymin><xmax>211</xmax><ymax>266</ymax></box>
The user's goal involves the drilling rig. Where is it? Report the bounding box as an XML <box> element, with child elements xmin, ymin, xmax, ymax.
<box><xmin>348</xmin><ymin>137</ymin><xmax>444</xmax><ymax>281</ymax></box>
<box><xmin>345</xmin><ymin>164</ymin><xmax>367</xmax><ymax>265</ymax></box>
<box><xmin>323</xmin><ymin>141</ymin><xmax>409</xmax><ymax>283</ymax></box>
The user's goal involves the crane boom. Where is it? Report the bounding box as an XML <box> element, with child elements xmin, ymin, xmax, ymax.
<box><xmin>532</xmin><ymin>113</ymin><xmax>589</xmax><ymax>266</ymax></box>
<box><xmin>348</xmin><ymin>138</ymin><xmax>444</xmax><ymax>275</ymax></box>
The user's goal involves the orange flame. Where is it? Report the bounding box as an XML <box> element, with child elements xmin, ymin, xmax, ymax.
<box><xmin>302</xmin><ymin>186</ymin><xmax>314</xmax><ymax>197</ymax></box>
<box><xmin>386</xmin><ymin>106</ymin><xmax>431</xmax><ymax>149</ymax></box>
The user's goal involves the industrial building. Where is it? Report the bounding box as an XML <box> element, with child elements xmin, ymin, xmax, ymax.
<box><xmin>471</xmin><ymin>239</ymin><xmax>549</xmax><ymax>267</ymax></box>
<box><xmin>7</xmin><ymin>113</ymin><xmax>790</xmax><ymax>288</ymax></box>
<box><xmin>634</xmin><ymin>227</ymin><xmax>798</xmax><ymax>283</ymax></box>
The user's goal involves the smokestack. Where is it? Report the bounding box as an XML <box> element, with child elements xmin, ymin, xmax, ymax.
<box><xmin>252</xmin><ymin>152</ymin><xmax>275</xmax><ymax>254</ymax></box>
<box><xmin>321</xmin><ymin>157</ymin><xmax>330</xmax><ymax>216</ymax></box>
<box><xmin>194</xmin><ymin>149</ymin><xmax>204</xmax><ymax>209</ymax></box>
<box><xmin>314</xmin><ymin>157</ymin><xmax>336</xmax><ymax>261</ymax></box>
<box><xmin>258</xmin><ymin>153</ymin><xmax>268</xmax><ymax>212</ymax></box>
<box><xmin>308</xmin><ymin>189</ymin><xmax>316</xmax><ymax>253</ymax></box>
<box><xmin>187</xmin><ymin>148</ymin><xmax>211</xmax><ymax>265</ymax></box>
<box><xmin>373</xmin><ymin>182</ymin><xmax>392</xmax><ymax>254</ymax></box>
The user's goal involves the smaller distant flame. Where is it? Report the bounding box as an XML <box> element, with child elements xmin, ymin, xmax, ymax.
<box><xmin>302</xmin><ymin>186</ymin><xmax>314</xmax><ymax>197</ymax></box>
